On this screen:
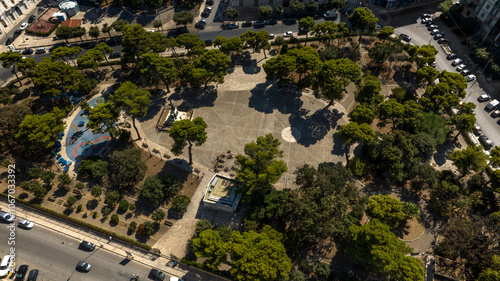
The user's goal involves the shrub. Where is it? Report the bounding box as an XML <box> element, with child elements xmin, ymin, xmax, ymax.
<box><xmin>102</xmin><ymin>206</ymin><xmax>112</xmax><ymax>216</ymax></box>
<box><xmin>137</xmin><ymin>223</ymin><xmax>145</xmax><ymax>235</ymax></box>
<box><xmin>151</xmin><ymin>209</ymin><xmax>165</xmax><ymax>222</ymax></box>
<box><xmin>143</xmin><ymin>221</ymin><xmax>155</xmax><ymax>235</ymax></box>
<box><xmin>118</xmin><ymin>199</ymin><xmax>129</xmax><ymax>213</ymax></box>
<box><xmin>75</xmin><ymin>182</ymin><xmax>85</xmax><ymax>190</ymax></box>
<box><xmin>76</xmin><ymin>204</ymin><xmax>83</xmax><ymax>213</ymax></box>
<box><xmin>129</xmin><ymin>221</ymin><xmax>137</xmax><ymax>232</ymax></box>
<box><xmin>110</xmin><ymin>214</ymin><xmax>119</xmax><ymax>225</ymax></box>
<box><xmin>129</xmin><ymin>204</ymin><xmax>136</xmax><ymax>211</ymax></box>
<box><xmin>92</xmin><ymin>211</ymin><xmax>98</xmax><ymax>218</ymax></box>
<box><xmin>171</xmin><ymin>195</ymin><xmax>190</xmax><ymax>213</ymax></box>
<box><xmin>91</xmin><ymin>185</ymin><xmax>102</xmax><ymax>197</ymax></box>
<box><xmin>67</xmin><ymin>196</ymin><xmax>77</xmax><ymax>208</ymax></box>
<box><xmin>195</xmin><ymin>219</ymin><xmax>212</xmax><ymax>236</ymax></box>
<box><xmin>105</xmin><ymin>191</ymin><xmax>120</xmax><ymax>205</ymax></box>
<box><xmin>348</xmin><ymin>157</ymin><xmax>368</xmax><ymax>177</ymax></box>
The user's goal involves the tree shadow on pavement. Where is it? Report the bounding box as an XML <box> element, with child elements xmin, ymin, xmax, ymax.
<box><xmin>168</xmin><ymin>86</ymin><xmax>218</xmax><ymax>109</ymax></box>
<box><xmin>433</xmin><ymin>140</ymin><xmax>461</xmax><ymax>167</ymax></box>
<box><xmin>248</xmin><ymin>82</ymin><xmax>303</xmax><ymax>114</ymax></box>
<box><xmin>290</xmin><ymin>106</ymin><xmax>344</xmax><ymax>147</ymax></box>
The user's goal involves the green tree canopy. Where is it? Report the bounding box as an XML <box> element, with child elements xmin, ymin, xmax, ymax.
<box><xmin>349</xmin><ymin>7</ymin><xmax>378</xmax><ymax>35</ymax></box>
<box><xmin>33</xmin><ymin>57</ymin><xmax>80</xmax><ymax>98</ymax></box>
<box><xmin>0</xmin><ymin>51</ymin><xmax>23</xmax><ymax>86</ymax></box>
<box><xmin>258</xmin><ymin>5</ymin><xmax>273</xmax><ymax>18</ymax></box>
<box><xmin>169</xmin><ymin>117</ymin><xmax>208</xmax><ymax>165</ymax></box>
<box><xmin>173</xmin><ymin>11</ymin><xmax>194</xmax><ymax>27</ymax></box>
<box><xmin>367</xmin><ymin>194</ymin><xmax>406</xmax><ymax>228</ymax></box>
<box><xmin>226</xmin><ymin>8</ymin><xmax>239</xmax><ymax>22</ymax></box>
<box><xmin>225</xmin><ymin>225</ymin><xmax>292</xmax><ymax>281</ymax></box>
<box><xmin>109</xmin><ymin>148</ymin><xmax>147</xmax><ymax>189</ymax></box>
<box><xmin>16</xmin><ymin>107</ymin><xmax>66</xmax><ymax>150</ymax></box>
<box><xmin>450</xmin><ymin>145</ymin><xmax>488</xmax><ymax>177</ymax></box>
<box><xmin>313</xmin><ymin>58</ymin><xmax>362</xmax><ymax>104</ymax></box>
<box><xmin>191</xmin><ymin>229</ymin><xmax>227</xmax><ymax>270</ymax></box>
<box><xmin>140</xmin><ymin>175</ymin><xmax>165</xmax><ymax>206</ymax></box>
<box><xmin>337</xmin><ymin>122</ymin><xmax>375</xmax><ymax>162</ymax></box>
<box><xmin>236</xmin><ymin>134</ymin><xmax>287</xmax><ymax>196</ymax></box>
<box><xmin>110</xmin><ymin>81</ymin><xmax>151</xmax><ymax>139</ymax></box>
<box><xmin>346</xmin><ymin>219</ymin><xmax>423</xmax><ymax>280</ymax></box>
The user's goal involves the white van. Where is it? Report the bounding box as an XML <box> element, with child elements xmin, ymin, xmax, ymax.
<box><xmin>324</xmin><ymin>10</ymin><xmax>337</xmax><ymax>19</ymax></box>
<box><xmin>0</xmin><ymin>255</ymin><xmax>14</xmax><ymax>277</ymax></box>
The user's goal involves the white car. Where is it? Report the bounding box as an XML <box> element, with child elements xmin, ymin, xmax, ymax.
<box><xmin>204</xmin><ymin>6</ymin><xmax>212</xmax><ymax>12</ymax></box>
<box><xmin>456</xmin><ymin>64</ymin><xmax>466</xmax><ymax>71</ymax></box>
<box><xmin>269</xmin><ymin>34</ymin><xmax>275</xmax><ymax>39</ymax></box>
<box><xmin>466</xmin><ymin>74</ymin><xmax>476</xmax><ymax>82</ymax></box>
<box><xmin>451</xmin><ymin>58</ymin><xmax>463</xmax><ymax>66</ymax></box>
<box><xmin>0</xmin><ymin>211</ymin><xmax>14</xmax><ymax>222</ymax></box>
<box><xmin>19</xmin><ymin>22</ymin><xmax>29</xmax><ymax>30</ymax></box>
<box><xmin>478</xmin><ymin>94</ymin><xmax>491</xmax><ymax>102</ymax></box>
<box><xmin>283</xmin><ymin>31</ymin><xmax>293</xmax><ymax>37</ymax></box>
<box><xmin>18</xmin><ymin>219</ymin><xmax>34</xmax><ymax>229</ymax></box>
<box><xmin>0</xmin><ymin>255</ymin><xmax>14</xmax><ymax>277</ymax></box>
<box><xmin>430</xmin><ymin>29</ymin><xmax>440</xmax><ymax>35</ymax></box>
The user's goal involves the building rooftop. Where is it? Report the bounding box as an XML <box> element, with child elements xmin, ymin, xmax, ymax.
<box><xmin>203</xmin><ymin>174</ymin><xmax>242</xmax><ymax>212</ymax></box>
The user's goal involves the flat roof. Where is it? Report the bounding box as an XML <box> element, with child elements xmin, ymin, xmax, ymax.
<box><xmin>205</xmin><ymin>174</ymin><xmax>240</xmax><ymax>207</ymax></box>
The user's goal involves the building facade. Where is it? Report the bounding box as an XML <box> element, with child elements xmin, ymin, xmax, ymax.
<box><xmin>462</xmin><ymin>0</ymin><xmax>500</xmax><ymax>45</ymax></box>
<box><xmin>231</xmin><ymin>0</ymin><xmax>328</xmax><ymax>10</ymax></box>
<box><xmin>0</xmin><ymin>0</ymin><xmax>36</xmax><ymax>32</ymax></box>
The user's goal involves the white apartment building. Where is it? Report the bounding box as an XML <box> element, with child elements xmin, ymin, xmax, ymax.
<box><xmin>0</xmin><ymin>0</ymin><xmax>36</xmax><ymax>32</ymax></box>
<box><xmin>463</xmin><ymin>0</ymin><xmax>500</xmax><ymax>45</ymax></box>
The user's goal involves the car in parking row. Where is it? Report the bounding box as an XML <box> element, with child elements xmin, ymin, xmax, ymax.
<box><xmin>399</xmin><ymin>34</ymin><xmax>411</xmax><ymax>42</ymax></box>
<box><xmin>479</xmin><ymin>135</ymin><xmax>494</xmax><ymax>150</ymax></box>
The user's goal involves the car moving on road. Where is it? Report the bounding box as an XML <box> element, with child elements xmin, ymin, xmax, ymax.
<box><xmin>18</xmin><ymin>219</ymin><xmax>34</xmax><ymax>229</ymax></box>
<box><xmin>76</xmin><ymin>261</ymin><xmax>92</xmax><ymax>272</ymax></box>
<box><xmin>79</xmin><ymin>240</ymin><xmax>95</xmax><ymax>251</ymax></box>
<box><xmin>0</xmin><ymin>211</ymin><xmax>14</xmax><ymax>222</ymax></box>
<box><xmin>149</xmin><ymin>269</ymin><xmax>166</xmax><ymax>280</ymax></box>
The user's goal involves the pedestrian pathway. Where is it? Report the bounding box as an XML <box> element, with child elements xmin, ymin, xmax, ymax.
<box><xmin>0</xmin><ymin>199</ymin><xmax>228</xmax><ymax>281</ymax></box>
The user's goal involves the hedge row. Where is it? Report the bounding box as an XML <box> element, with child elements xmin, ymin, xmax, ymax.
<box><xmin>0</xmin><ymin>192</ymin><xmax>151</xmax><ymax>250</ymax></box>
<box><xmin>26</xmin><ymin>23</ymin><xmax>59</xmax><ymax>37</ymax></box>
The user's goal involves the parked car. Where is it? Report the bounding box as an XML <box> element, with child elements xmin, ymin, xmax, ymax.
<box><xmin>76</xmin><ymin>261</ymin><xmax>92</xmax><ymax>272</ymax></box>
<box><xmin>451</xmin><ymin>58</ymin><xmax>463</xmax><ymax>66</ymax></box>
<box><xmin>222</xmin><ymin>0</ymin><xmax>228</xmax><ymax>5</ymax></box>
<box><xmin>400</xmin><ymin>34</ymin><xmax>411</xmax><ymax>42</ymax></box>
<box><xmin>16</xmin><ymin>264</ymin><xmax>29</xmax><ymax>280</ymax></box>
<box><xmin>204</xmin><ymin>6</ymin><xmax>212</xmax><ymax>12</ymax></box>
<box><xmin>437</xmin><ymin>38</ymin><xmax>449</xmax><ymax>44</ymax></box>
<box><xmin>18</xmin><ymin>219</ymin><xmax>34</xmax><ymax>229</ymax></box>
<box><xmin>34</xmin><ymin>47</ymin><xmax>46</xmax><ymax>54</ymax></box>
<box><xmin>27</xmin><ymin>269</ymin><xmax>38</xmax><ymax>281</ymax></box>
<box><xmin>425</xmin><ymin>21</ymin><xmax>434</xmax><ymax>27</ymax></box>
<box><xmin>473</xmin><ymin>124</ymin><xmax>482</xmax><ymax>135</ymax></box>
<box><xmin>201</xmin><ymin>10</ymin><xmax>210</xmax><ymax>17</ymax></box>
<box><xmin>478</xmin><ymin>94</ymin><xmax>491</xmax><ymax>102</ymax></box>
<box><xmin>13</xmin><ymin>29</ymin><xmax>22</xmax><ymax>37</ymax></box>
<box><xmin>466</xmin><ymin>74</ymin><xmax>476</xmax><ymax>82</ymax></box>
<box><xmin>22</xmin><ymin>48</ymin><xmax>34</xmax><ymax>55</ymax></box>
<box><xmin>421</xmin><ymin>18</ymin><xmax>431</xmax><ymax>23</ymax></box>
<box><xmin>492</xmin><ymin>109</ymin><xmax>500</xmax><ymax>118</ymax></box>
<box><xmin>150</xmin><ymin>269</ymin><xmax>166</xmax><ymax>280</ymax></box>
<box><xmin>283</xmin><ymin>31</ymin><xmax>293</xmax><ymax>37</ymax></box>
<box><xmin>204</xmin><ymin>40</ymin><xmax>212</xmax><ymax>46</ymax></box>
<box><xmin>479</xmin><ymin>135</ymin><xmax>494</xmax><ymax>150</ymax></box>
<box><xmin>228</xmin><ymin>23</ymin><xmax>239</xmax><ymax>29</ymax></box>
<box><xmin>0</xmin><ymin>211</ymin><xmax>14</xmax><ymax>222</ymax></box>
<box><xmin>241</xmin><ymin>21</ymin><xmax>252</xmax><ymax>27</ymax></box>
<box><xmin>195</xmin><ymin>19</ymin><xmax>207</xmax><ymax>29</ymax></box>
<box><xmin>0</xmin><ymin>255</ymin><xmax>14</xmax><ymax>277</ymax></box>
<box><xmin>28</xmin><ymin>15</ymin><xmax>37</xmax><ymax>23</ymax></box>
<box><xmin>447</xmin><ymin>53</ymin><xmax>458</xmax><ymax>60</ymax></box>
<box><xmin>253</xmin><ymin>21</ymin><xmax>265</xmax><ymax>28</ymax></box>
<box><xmin>427</xmin><ymin>24</ymin><xmax>438</xmax><ymax>31</ymax></box>
<box><xmin>269</xmin><ymin>34</ymin><xmax>275</xmax><ymax>39</ymax></box>
<box><xmin>79</xmin><ymin>240</ymin><xmax>95</xmax><ymax>251</ymax></box>
<box><xmin>434</xmin><ymin>33</ymin><xmax>443</xmax><ymax>39</ymax></box>
<box><xmin>456</xmin><ymin>64</ymin><xmax>466</xmax><ymax>71</ymax></box>
<box><xmin>265</xmin><ymin>18</ymin><xmax>277</xmax><ymax>25</ymax></box>
<box><xmin>430</xmin><ymin>29</ymin><xmax>440</xmax><ymax>35</ymax></box>
<box><xmin>461</xmin><ymin>69</ymin><xmax>471</xmax><ymax>76</ymax></box>
<box><xmin>5</xmin><ymin>37</ymin><xmax>14</xmax><ymax>45</ymax></box>
<box><xmin>20</xmin><ymin>22</ymin><xmax>29</xmax><ymax>30</ymax></box>
<box><xmin>206</xmin><ymin>0</ymin><xmax>214</xmax><ymax>4</ymax></box>
<box><xmin>422</xmin><ymin>13</ymin><xmax>432</xmax><ymax>19</ymax></box>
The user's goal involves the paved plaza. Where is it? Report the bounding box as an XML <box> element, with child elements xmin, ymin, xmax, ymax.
<box><xmin>141</xmin><ymin>80</ymin><xmax>349</xmax><ymax>188</ymax></box>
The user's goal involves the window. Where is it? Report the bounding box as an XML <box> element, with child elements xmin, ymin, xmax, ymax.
<box><xmin>9</xmin><ymin>0</ymin><xmax>14</xmax><ymax>5</ymax></box>
<box><xmin>9</xmin><ymin>13</ymin><xmax>14</xmax><ymax>21</ymax></box>
<box><xmin>1</xmin><ymin>1</ymin><xmax>7</xmax><ymax>9</ymax></box>
<box><xmin>486</xmin><ymin>4</ymin><xmax>491</xmax><ymax>9</ymax></box>
<box><xmin>481</xmin><ymin>12</ymin><xmax>486</xmax><ymax>18</ymax></box>
<box><xmin>1</xmin><ymin>19</ymin><xmax>6</xmax><ymax>28</ymax></box>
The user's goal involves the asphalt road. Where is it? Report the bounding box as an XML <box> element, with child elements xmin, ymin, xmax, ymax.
<box><xmin>0</xmin><ymin>219</ymin><xmax>166</xmax><ymax>280</ymax></box>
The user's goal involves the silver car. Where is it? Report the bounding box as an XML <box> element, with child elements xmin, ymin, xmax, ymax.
<box><xmin>76</xmin><ymin>261</ymin><xmax>92</xmax><ymax>272</ymax></box>
<box><xmin>0</xmin><ymin>211</ymin><xmax>14</xmax><ymax>223</ymax></box>
<box><xmin>18</xmin><ymin>219</ymin><xmax>34</xmax><ymax>229</ymax></box>
<box><xmin>456</xmin><ymin>64</ymin><xmax>466</xmax><ymax>71</ymax></box>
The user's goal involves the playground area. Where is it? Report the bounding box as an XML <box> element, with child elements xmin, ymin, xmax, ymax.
<box><xmin>65</xmin><ymin>96</ymin><xmax>112</xmax><ymax>162</ymax></box>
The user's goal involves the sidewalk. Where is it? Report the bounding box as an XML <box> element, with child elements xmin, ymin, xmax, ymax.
<box><xmin>0</xmin><ymin>198</ymin><xmax>228</xmax><ymax>281</ymax></box>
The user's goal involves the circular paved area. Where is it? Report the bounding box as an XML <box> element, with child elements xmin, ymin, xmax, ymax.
<box><xmin>65</xmin><ymin>96</ymin><xmax>112</xmax><ymax>162</ymax></box>
<box><xmin>140</xmin><ymin>85</ymin><xmax>349</xmax><ymax>188</ymax></box>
